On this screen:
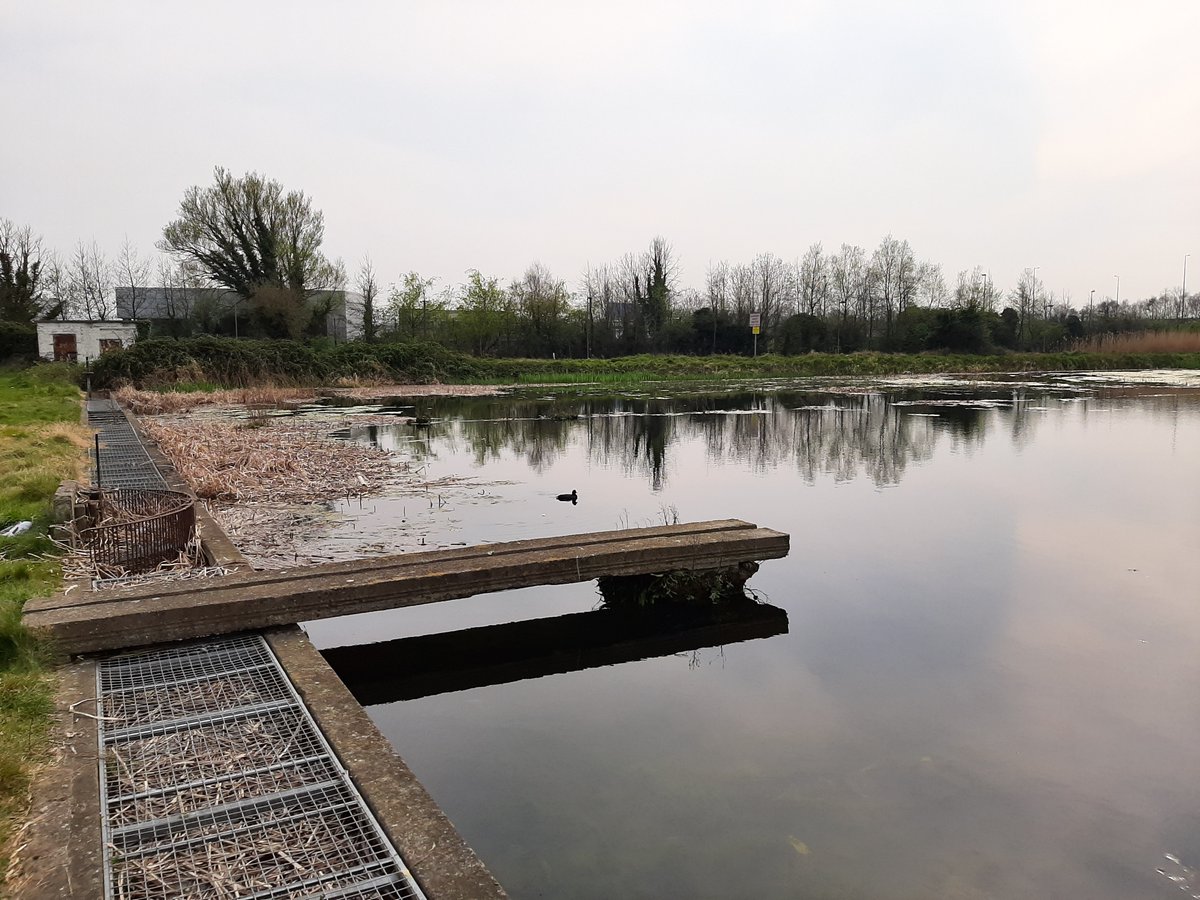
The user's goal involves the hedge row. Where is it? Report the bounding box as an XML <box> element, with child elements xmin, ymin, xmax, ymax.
<box><xmin>90</xmin><ymin>337</ymin><xmax>485</xmax><ymax>387</ymax></box>
<box><xmin>87</xmin><ymin>336</ymin><xmax>1200</xmax><ymax>389</ymax></box>
<box><xmin>0</xmin><ymin>323</ymin><xmax>37</xmax><ymax>362</ymax></box>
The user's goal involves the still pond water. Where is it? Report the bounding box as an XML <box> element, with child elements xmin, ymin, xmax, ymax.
<box><xmin>302</xmin><ymin>371</ymin><xmax>1200</xmax><ymax>900</ymax></box>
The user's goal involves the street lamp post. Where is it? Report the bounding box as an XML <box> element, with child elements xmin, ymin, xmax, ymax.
<box><xmin>1184</xmin><ymin>254</ymin><xmax>1191</xmax><ymax>319</ymax></box>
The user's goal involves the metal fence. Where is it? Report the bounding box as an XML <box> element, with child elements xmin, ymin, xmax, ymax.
<box><xmin>82</xmin><ymin>488</ymin><xmax>196</xmax><ymax>574</ymax></box>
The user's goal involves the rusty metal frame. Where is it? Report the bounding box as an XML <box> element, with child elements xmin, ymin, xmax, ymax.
<box><xmin>82</xmin><ymin>488</ymin><xmax>196</xmax><ymax>574</ymax></box>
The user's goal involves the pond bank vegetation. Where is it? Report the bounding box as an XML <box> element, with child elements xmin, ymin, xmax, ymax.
<box><xmin>88</xmin><ymin>337</ymin><xmax>1200</xmax><ymax>392</ymax></box>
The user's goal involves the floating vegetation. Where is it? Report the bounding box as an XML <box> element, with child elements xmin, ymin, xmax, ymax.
<box><xmin>598</xmin><ymin>563</ymin><xmax>760</xmax><ymax>610</ymax></box>
<box><xmin>139</xmin><ymin>417</ymin><xmax>406</xmax><ymax>503</ymax></box>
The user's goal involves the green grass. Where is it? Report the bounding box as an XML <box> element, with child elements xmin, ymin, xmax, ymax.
<box><xmin>465</xmin><ymin>350</ymin><xmax>1200</xmax><ymax>385</ymax></box>
<box><xmin>0</xmin><ymin>363</ymin><xmax>86</xmax><ymax>883</ymax></box>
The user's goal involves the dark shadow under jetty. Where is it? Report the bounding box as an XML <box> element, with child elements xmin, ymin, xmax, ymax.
<box><xmin>323</xmin><ymin>600</ymin><xmax>788</xmax><ymax>706</ymax></box>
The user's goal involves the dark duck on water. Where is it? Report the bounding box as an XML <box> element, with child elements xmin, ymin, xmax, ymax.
<box><xmin>557</xmin><ymin>489</ymin><xmax>578</xmax><ymax>504</ymax></box>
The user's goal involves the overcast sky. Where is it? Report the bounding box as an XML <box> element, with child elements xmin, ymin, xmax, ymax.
<box><xmin>3</xmin><ymin>0</ymin><xmax>1197</xmax><ymax>304</ymax></box>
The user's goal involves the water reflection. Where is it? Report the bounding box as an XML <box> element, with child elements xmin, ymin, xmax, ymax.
<box><xmin>346</xmin><ymin>385</ymin><xmax>1084</xmax><ymax>489</ymax></box>
<box><xmin>307</xmin><ymin>376</ymin><xmax>1200</xmax><ymax>900</ymax></box>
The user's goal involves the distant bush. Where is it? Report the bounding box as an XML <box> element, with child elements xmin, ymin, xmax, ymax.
<box><xmin>0</xmin><ymin>322</ymin><xmax>37</xmax><ymax>362</ymax></box>
<box><xmin>90</xmin><ymin>336</ymin><xmax>485</xmax><ymax>388</ymax></box>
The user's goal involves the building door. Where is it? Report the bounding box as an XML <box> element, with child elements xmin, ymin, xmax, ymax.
<box><xmin>53</xmin><ymin>333</ymin><xmax>78</xmax><ymax>362</ymax></box>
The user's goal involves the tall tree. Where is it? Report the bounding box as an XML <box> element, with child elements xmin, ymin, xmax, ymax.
<box><xmin>797</xmin><ymin>243</ymin><xmax>827</xmax><ymax>317</ymax></box>
<box><xmin>0</xmin><ymin>220</ymin><xmax>46</xmax><ymax>323</ymax></box>
<box><xmin>1008</xmin><ymin>267</ymin><xmax>1044</xmax><ymax>344</ymax></box>
<box><xmin>511</xmin><ymin>262</ymin><xmax>570</xmax><ymax>355</ymax></box>
<box><xmin>68</xmin><ymin>241</ymin><xmax>113</xmax><ymax>322</ymax></box>
<box><xmin>916</xmin><ymin>261</ymin><xmax>948</xmax><ymax>308</ymax></box>
<box><xmin>456</xmin><ymin>269</ymin><xmax>511</xmax><ymax>356</ymax></box>
<box><xmin>160</xmin><ymin>167</ymin><xmax>339</xmax><ymax>332</ymax></box>
<box><xmin>643</xmin><ymin>236</ymin><xmax>676</xmax><ymax>341</ymax></box>
<box><xmin>355</xmin><ymin>256</ymin><xmax>380</xmax><ymax>343</ymax></box>
<box><xmin>830</xmin><ymin>244</ymin><xmax>866</xmax><ymax>334</ymax></box>
<box><xmin>115</xmin><ymin>236</ymin><xmax>152</xmax><ymax>319</ymax></box>
<box><xmin>703</xmin><ymin>261</ymin><xmax>731</xmax><ymax>353</ymax></box>
<box><xmin>387</xmin><ymin>272</ymin><xmax>439</xmax><ymax>340</ymax></box>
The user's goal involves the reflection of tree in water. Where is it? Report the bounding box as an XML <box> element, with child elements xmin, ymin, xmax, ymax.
<box><xmin>348</xmin><ymin>387</ymin><xmax>1084</xmax><ymax>490</ymax></box>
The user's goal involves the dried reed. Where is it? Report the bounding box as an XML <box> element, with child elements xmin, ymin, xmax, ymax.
<box><xmin>112</xmin><ymin>385</ymin><xmax>320</xmax><ymax>416</ymax></box>
<box><xmin>1072</xmin><ymin>330</ymin><xmax>1200</xmax><ymax>353</ymax></box>
<box><xmin>137</xmin><ymin>418</ymin><xmax>405</xmax><ymax>504</ymax></box>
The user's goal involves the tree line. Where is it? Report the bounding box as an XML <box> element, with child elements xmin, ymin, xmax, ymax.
<box><xmin>4</xmin><ymin>167</ymin><xmax>1196</xmax><ymax>359</ymax></box>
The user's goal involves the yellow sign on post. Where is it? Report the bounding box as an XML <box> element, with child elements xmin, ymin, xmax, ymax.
<box><xmin>752</xmin><ymin>326</ymin><xmax>760</xmax><ymax>335</ymax></box>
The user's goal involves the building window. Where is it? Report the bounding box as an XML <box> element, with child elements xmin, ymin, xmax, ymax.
<box><xmin>99</xmin><ymin>339</ymin><xmax>123</xmax><ymax>354</ymax></box>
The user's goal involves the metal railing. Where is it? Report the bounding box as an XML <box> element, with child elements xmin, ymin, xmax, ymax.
<box><xmin>82</xmin><ymin>488</ymin><xmax>196</xmax><ymax>574</ymax></box>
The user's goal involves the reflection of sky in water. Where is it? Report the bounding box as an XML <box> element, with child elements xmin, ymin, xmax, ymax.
<box><xmin>303</xmin><ymin>377</ymin><xmax>1200</xmax><ymax>900</ymax></box>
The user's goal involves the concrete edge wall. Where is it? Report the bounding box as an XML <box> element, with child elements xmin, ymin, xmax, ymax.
<box><xmin>265</xmin><ymin>626</ymin><xmax>508</xmax><ymax>900</ymax></box>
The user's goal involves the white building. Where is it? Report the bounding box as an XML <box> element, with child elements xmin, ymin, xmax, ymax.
<box><xmin>36</xmin><ymin>320</ymin><xmax>138</xmax><ymax>362</ymax></box>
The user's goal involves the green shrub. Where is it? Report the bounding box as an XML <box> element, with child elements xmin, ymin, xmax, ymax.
<box><xmin>0</xmin><ymin>323</ymin><xmax>36</xmax><ymax>363</ymax></box>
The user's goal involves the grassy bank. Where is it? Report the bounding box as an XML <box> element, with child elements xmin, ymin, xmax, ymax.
<box><xmin>90</xmin><ymin>336</ymin><xmax>1200</xmax><ymax>389</ymax></box>
<box><xmin>0</xmin><ymin>365</ymin><xmax>88</xmax><ymax>882</ymax></box>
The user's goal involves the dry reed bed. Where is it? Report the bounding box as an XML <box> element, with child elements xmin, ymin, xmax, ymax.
<box><xmin>1073</xmin><ymin>330</ymin><xmax>1200</xmax><ymax>353</ymax></box>
<box><xmin>112</xmin><ymin>385</ymin><xmax>321</xmax><ymax>416</ymax></box>
<box><xmin>138</xmin><ymin>418</ymin><xmax>406</xmax><ymax>503</ymax></box>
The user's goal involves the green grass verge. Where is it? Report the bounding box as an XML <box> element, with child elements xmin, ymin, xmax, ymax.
<box><xmin>0</xmin><ymin>364</ymin><xmax>86</xmax><ymax>883</ymax></box>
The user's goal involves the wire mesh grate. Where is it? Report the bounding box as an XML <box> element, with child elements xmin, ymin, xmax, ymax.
<box><xmin>97</xmin><ymin>634</ymin><xmax>426</xmax><ymax>900</ymax></box>
<box><xmin>88</xmin><ymin>398</ymin><xmax>168</xmax><ymax>490</ymax></box>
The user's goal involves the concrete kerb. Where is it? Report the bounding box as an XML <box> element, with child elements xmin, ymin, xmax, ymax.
<box><xmin>265</xmin><ymin>627</ymin><xmax>508</xmax><ymax>900</ymax></box>
<box><xmin>23</xmin><ymin>397</ymin><xmax>507</xmax><ymax>899</ymax></box>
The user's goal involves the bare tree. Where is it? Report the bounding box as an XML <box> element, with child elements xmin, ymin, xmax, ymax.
<box><xmin>954</xmin><ymin>267</ymin><xmax>1000</xmax><ymax>313</ymax></box>
<box><xmin>511</xmin><ymin>262</ymin><xmax>570</xmax><ymax>355</ymax></box>
<box><xmin>830</xmin><ymin>244</ymin><xmax>866</xmax><ymax>333</ymax></box>
<box><xmin>1009</xmin><ymin>267</ymin><xmax>1044</xmax><ymax>343</ymax></box>
<box><xmin>356</xmin><ymin>255</ymin><xmax>380</xmax><ymax>343</ymax></box>
<box><xmin>916</xmin><ymin>261</ymin><xmax>948</xmax><ymax>308</ymax></box>
<box><xmin>753</xmin><ymin>252</ymin><xmax>793</xmax><ymax>337</ymax></box>
<box><xmin>730</xmin><ymin>262</ymin><xmax>756</xmax><ymax>322</ymax></box>
<box><xmin>869</xmin><ymin>235</ymin><xmax>917</xmax><ymax>339</ymax></box>
<box><xmin>41</xmin><ymin>251</ymin><xmax>69</xmax><ymax>320</ymax></box>
<box><xmin>156</xmin><ymin>255</ymin><xmax>203</xmax><ymax>334</ymax></box>
<box><xmin>703</xmin><ymin>261</ymin><xmax>731</xmax><ymax>353</ymax></box>
<box><xmin>115</xmin><ymin>237</ymin><xmax>152</xmax><ymax>319</ymax></box>
<box><xmin>797</xmin><ymin>243</ymin><xmax>828</xmax><ymax>317</ymax></box>
<box><xmin>69</xmin><ymin>241</ymin><xmax>113</xmax><ymax>321</ymax></box>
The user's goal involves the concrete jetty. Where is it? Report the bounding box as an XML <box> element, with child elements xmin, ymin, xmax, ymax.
<box><xmin>25</xmin><ymin>519</ymin><xmax>789</xmax><ymax>655</ymax></box>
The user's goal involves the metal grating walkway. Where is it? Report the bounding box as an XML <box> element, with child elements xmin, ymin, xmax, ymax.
<box><xmin>88</xmin><ymin>398</ymin><xmax>169</xmax><ymax>490</ymax></box>
<box><xmin>96</xmin><ymin>633</ymin><xmax>427</xmax><ymax>900</ymax></box>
